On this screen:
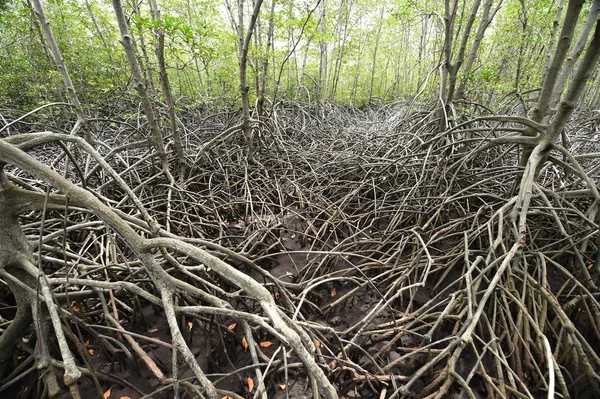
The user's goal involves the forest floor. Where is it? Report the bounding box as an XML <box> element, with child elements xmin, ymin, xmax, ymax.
<box><xmin>1</xmin><ymin>100</ymin><xmax>600</xmax><ymax>399</ymax></box>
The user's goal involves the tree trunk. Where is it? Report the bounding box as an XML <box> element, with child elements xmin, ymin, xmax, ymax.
<box><xmin>257</xmin><ymin>0</ymin><xmax>276</xmax><ymax>117</ymax></box>
<box><xmin>317</xmin><ymin>0</ymin><xmax>328</xmax><ymax>103</ymax></box>
<box><xmin>130</xmin><ymin>0</ymin><xmax>157</xmax><ymax>98</ymax></box>
<box><xmin>351</xmin><ymin>43</ymin><xmax>363</xmax><ymax>105</ymax></box>
<box><xmin>31</xmin><ymin>0</ymin><xmax>92</xmax><ymax>142</ymax></box>
<box><xmin>455</xmin><ymin>0</ymin><xmax>503</xmax><ymax>100</ymax></box>
<box><xmin>528</xmin><ymin>0</ymin><xmax>584</xmax><ymax>127</ymax></box>
<box><xmin>112</xmin><ymin>0</ymin><xmax>172</xmax><ymax>181</ymax></box>
<box><xmin>435</xmin><ymin>0</ymin><xmax>458</xmax><ymax>131</ymax></box>
<box><xmin>543</xmin><ymin>0</ymin><xmax>567</xmax><ymax>76</ymax></box>
<box><xmin>148</xmin><ymin>0</ymin><xmax>187</xmax><ymax>177</ymax></box>
<box><xmin>27</xmin><ymin>0</ymin><xmax>70</xmax><ymax>119</ymax></box>
<box><xmin>516</xmin><ymin>0</ymin><xmax>590</xmax><ymax>182</ymax></box>
<box><xmin>369</xmin><ymin>4</ymin><xmax>385</xmax><ymax>103</ymax></box>
<box><xmin>445</xmin><ymin>0</ymin><xmax>481</xmax><ymax>107</ymax></box>
<box><xmin>238</xmin><ymin>0</ymin><xmax>264</xmax><ymax>164</ymax></box>
<box><xmin>514</xmin><ymin>0</ymin><xmax>528</xmax><ymax>91</ymax></box>
<box><xmin>550</xmin><ymin>0</ymin><xmax>600</xmax><ymax>108</ymax></box>
<box><xmin>84</xmin><ymin>0</ymin><xmax>116</xmax><ymax>68</ymax></box>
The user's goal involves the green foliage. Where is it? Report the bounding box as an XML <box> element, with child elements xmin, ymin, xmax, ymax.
<box><xmin>1</xmin><ymin>0</ymin><xmax>598</xmax><ymax>110</ymax></box>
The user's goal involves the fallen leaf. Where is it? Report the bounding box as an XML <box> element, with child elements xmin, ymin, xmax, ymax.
<box><xmin>260</xmin><ymin>341</ymin><xmax>273</xmax><ymax>347</ymax></box>
<box><xmin>221</xmin><ymin>396</ymin><xmax>233</xmax><ymax>399</ymax></box>
<box><xmin>119</xmin><ymin>397</ymin><xmax>131</xmax><ymax>399</ymax></box>
<box><xmin>84</xmin><ymin>340</ymin><xmax>90</xmax><ymax>346</ymax></box>
<box><xmin>88</xmin><ymin>349</ymin><xmax>95</xmax><ymax>355</ymax></box>
<box><xmin>103</xmin><ymin>387</ymin><xmax>111</xmax><ymax>399</ymax></box>
<box><xmin>17</xmin><ymin>355</ymin><xmax>24</xmax><ymax>360</ymax></box>
<box><xmin>228</xmin><ymin>323</ymin><xmax>237</xmax><ymax>330</ymax></box>
<box><xmin>279</xmin><ymin>384</ymin><xmax>287</xmax><ymax>390</ymax></box>
<box><xmin>187</xmin><ymin>321</ymin><xmax>193</xmax><ymax>330</ymax></box>
<box><xmin>315</xmin><ymin>339</ymin><xmax>324</xmax><ymax>348</ymax></box>
<box><xmin>331</xmin><ymin>288</ymin><xmax>337</xmax><ymax>297</ymax></box>
<box><xmin>148</xmin><ymin>328</ymin><xmax>158</xmax><ymax>333</ymax></box>
<box><xmin>242</xmin><ymin>337</ymin><xmax>248</xmax><ymax>351</ymax></box>
<box><xmin>247</xmin><ymin>376</ymin><xmax>254</xmax><ymax>392</ymax></box>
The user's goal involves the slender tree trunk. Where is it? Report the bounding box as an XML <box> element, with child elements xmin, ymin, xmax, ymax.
<box><xmin>455</xmin><ymin>0</ymin><xmax>503</xmax><ymax>100</ymax></box>
<box><xmin>369</xmin><ymin>3</ymin><xmax>385</xmax><ymax>103</ymax></box>
<box><xmin>351</xmin><ymin>43</ymin><xmax>363</xmax><ymax>105</ymax></box>
<box><xmin>517</xmin><ymin>0</ymin><xmax>586</xmax><ymax>180</ymax></box>
<box><xmin>31</xmin><ymin>0</ymin><xmax>92</xmax><ymax>142</ymax></box>
<box><xmin>418</xmin><ymin>12</ymin><xmax>429</xmax><ymax>84</ymax></box>
<box><xmin>252</xmin><ymin>11</ymin><xmax>262</xmax><ymax>106</ymax></box>
<box><xmin>329</xmin><ymin>0</ymin><xmax>353</xmax><ymax>101</ymax></box>
<box><xmin>546</xmin><ymin>12</ymin><xmax>600</xmax><ymax>142</ymax></box>
<box><xmin>550</xmin><ymin>0</ymin><xmax>600</xmax><ymax>108</ymax></box>
<box><xmin>317</xmin><ymin>0</ymin><xmax>328</xmax><ymax>103</ymax></box>
<box><xmin>445</xmin><ymin>0</ymin><xmax>481</xmax><ymax>106</ymax></box>
<box><xmin>27</xmin><ymin>0</ymin><xmax>69</xmax><ymax>118</ymax></box>
<box><xmin>435</xmin><ymin>0</ymin><xmax>458</xmax><ymax>130</ymax></box>
<box><xmin>130</xmin><ymin>0</ymin><xmax>157</xmax><ymax>98</ymax></box>
<box><xmin>185</xmin><ymin>0</ymin><xmax>207</xmax><ymax>99</ymax></box>
<box><xmin>299</xmin><ymin>36</ymin><xmax>311</xmax><ymax>101</ymax></box>
<box><xmin>543</xmin><ymin>0</ymin><xmax>567</xmax><ymax>76</ymax></box>
<box><xmin>148</xmin><ymin>0</ymin><xmax>186</xmax><ymax>176</ymax></box>
<box><xmin>238</xmin><ymin>0</ymin><xmax>264</xmax><ymax>164</ymax></box>
<box><xmin>84</xmin><ymin>0</ymin><xmax>115</xmax><ymax>68</ymax></box>
<box><xmin>514</xmin><ymin>0</ymin><xmax>528</xmax><ymax>91</ymax></box>
<box><xmin>530</xmin><ymin>0</ymin><xmax>585</xmax><ymax>126</ymax></box>
<box><xmin>112</xmin><ymin>0</ymin><xmax>172</xmax><ymax>181</ymax></box>
<box><xmin>257</xmin><ymin>0</ymin><xmax>276</xmax><ymax>117</ymax></box>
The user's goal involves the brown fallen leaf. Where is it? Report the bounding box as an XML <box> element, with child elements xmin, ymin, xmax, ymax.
<box><xmin>103</xmin><ymin>387</ymin><xmax>111</xmax><ymax>399</ymax></box>
<box><xmin>279</xmin><ymin>384</ymin><xmax>287</xmax><ymax>390</ymax></box>
<box><xmin>247</xmin><ymin>376</ymin><xmax>254</xmax><ymax>393</ymax></box>
<box><xmin>187</xmin><ymin>321</ymin><xmax>193</xmax><ymax>330</ymax></box>
<box><xmin>147</xmin><ymin>328</ymin><xmax>158</xmax><ymax>333</ymax></box>
<box><xmin>315</xmin><ymin>339</ymin><xmax>324</xmax><ymax>348</ymax></box>
<box><xmin>228</xmin><ymin>323</ymin><xmax>237</xmax><ymax>330</ymax></box>
<box><xmin>242</xmin><ymin>337</ymin><xmax>248</xmax><ymax>351</ymax></box>
<box><xmin>88</xmin><ymin>348</ymin><xmax>95</xmax><ymax>355</ymax></box>
<box><xmin>259</xmin><ymin>341</ymin><xmax>273</xmax><ymax>347</ymax></box>
<box><xmin>331</xmin><ymin>288</ymin><xmax>337</xmax><ymax>297</ymax></box>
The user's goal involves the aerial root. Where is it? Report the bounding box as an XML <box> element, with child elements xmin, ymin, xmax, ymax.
<box><xmin>0</xmin><ymin>103</ymin><xmax>598</xmax><ymax>397</ymax></box>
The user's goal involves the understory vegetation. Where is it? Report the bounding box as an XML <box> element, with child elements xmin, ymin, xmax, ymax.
<box><xmin>1</xmin><ymin>0</ymin><xmax>600</xmax><ymax>398</ymax></box>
